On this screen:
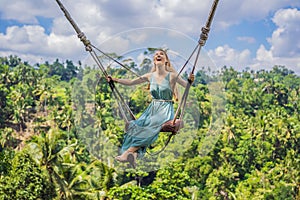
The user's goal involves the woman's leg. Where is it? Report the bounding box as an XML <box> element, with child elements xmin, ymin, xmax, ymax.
<box><xmin>127</xmin><ymin>146</ymin><xmax>139</xmax><ymax>153</ymax></box>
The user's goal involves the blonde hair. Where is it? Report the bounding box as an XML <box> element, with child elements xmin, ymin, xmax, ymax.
<box><xmin>148</xmin><ymin>49</ymin><xmax>179</xmax><ymax>101</ymax></box>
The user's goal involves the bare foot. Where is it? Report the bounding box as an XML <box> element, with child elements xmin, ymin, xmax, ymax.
<box><xmin>115</xmin><ymin>150</ymin><xmax>132</xmax><ymax>162</ymax></box>
<box><xmin>115</xmin><ymin>151</ymin><xmax>137</xmax><ymax>168</ymax></box>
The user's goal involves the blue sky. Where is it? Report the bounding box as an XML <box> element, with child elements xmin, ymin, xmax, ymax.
<box><xmin>0</xmin><ymin>0</ymin><xmax>299</xmax><ymax>74</ymax></box>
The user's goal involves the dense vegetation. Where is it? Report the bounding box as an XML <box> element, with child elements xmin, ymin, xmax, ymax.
<box><xmin>0</xmin><ymin>54</ymin><xmax>299</xmax><ymax>199</ymax></box>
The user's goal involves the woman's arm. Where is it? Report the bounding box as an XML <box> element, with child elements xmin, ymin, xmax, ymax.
<box><xmin>171</xmin><ymin>73</ymin><xmax>194</xmax><ymax>88</ymax></box>
<box><xmin>108</xmin><ymin>73</ymin><xmax>150</xmax><ymax>86</ymax></box>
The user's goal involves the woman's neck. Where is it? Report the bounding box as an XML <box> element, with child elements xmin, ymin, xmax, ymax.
<box><xmin>156</xmin><ymin>64</ymin><xmax>166</xmax><ymax>75</ymax></box>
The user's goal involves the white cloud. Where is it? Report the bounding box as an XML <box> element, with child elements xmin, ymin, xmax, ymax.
<box><xmin>269</xmin><ymin>8</ymin><xmax>300</xmax><ymax>57</ymax></box>
<box><xmin>254</xmin><ymin>44</ymin><xmax>300</xmax><ymax>74</ymax></box>
<box><xmin>0</xmin><ymin>25</ymin><xmax>83</xmax><ymax>60</ymax></box>
<box><xmin>0</xmin><ymin>0</ymin><xmax>59</xmax><ymax>23</ymax></box>
<box><xmin>98</xmin><ymin>35</ymin><xmax>130</xmax><ymax>54</ymax></box>
<box><xmin>206</xmin><ymin>7</ymin><xmax>300</xmax><ymax>75</ymax></box>
<box><xmin>209</xmin><ymin>39</ymin><xmax>300</xmax><ymax>75</ymax></box>
<box><xmin>207</xmin><ymin>45</ymin><xmax>252</xmax><ymax>68</ymax></box>
<box><xmin>217</xmin><ymin>0</ymin><xmax>300</xmax><ymax>23</ymax></box>
<box><xmin>0</xmin><ymin>26</ymin><xmax>47</xmax><ymax>52</ymax></box>
<box><xmin>250</xmin><ymin>8</ymin><xmax>300</xmax><ymax>74</ymax></box>
<box><xmin>137</xmin><ymin>52</ymin><xmax>150</xmax><ymax>65</ymax></box>
<box><xmin>208</xmin><ymin>43</ymin><xmax>300</xmax><ymax>75</ymax></box>
<box><xmin>256</xmin><ymin>45</ymin><xmax>273</xmax><ymax>62</ymax></box>
<box><xmin>52</xmin><ymin>17</ymin><xmax>75</xmax><ymax>36</ymax></box>
<box><xmin>0</xmin><ymin>0</ymin><xmax>299</xmax><ymax>75</ymax></box>
<box><xmin>125</xmin><ymin>30</ymin><xmax>149</xmax><ymax>45</ymax></box>
<box><xmin>237</xmin><ymin>36</ymin><xmax>256</xmax><ymax>44</ymax></box>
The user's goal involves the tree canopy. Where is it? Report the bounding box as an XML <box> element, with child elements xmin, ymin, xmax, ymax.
<box><xmin>0</xmin><ymin>55</ymin><xmax>299</xmax><ymax>199</ymax></box>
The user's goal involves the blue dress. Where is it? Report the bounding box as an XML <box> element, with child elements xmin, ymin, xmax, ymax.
<box><xmin>121</xmin><ymin>72</ymin><xmax>174</xmax><ymax>157</ymax></box>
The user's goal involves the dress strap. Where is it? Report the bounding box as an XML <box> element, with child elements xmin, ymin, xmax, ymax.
<box><xmin>166</xmin><ymin>72</ymin><xmax>170</xmax><ymax>80</ymax></box>
<box><xmin>150</xmin><ymin>73</ymin><xmax>155</xmax><ymax>84</ymax></box>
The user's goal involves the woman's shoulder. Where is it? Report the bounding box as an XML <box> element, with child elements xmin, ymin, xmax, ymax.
<box><xmin>142</xmin><ymin>72</ymin><xmax>152</xmax><ymax>81</ymax></box>
<box><xmin>169</xmin><ymin>71</ymin><xmax>178</xmax><ymax>78</ymax></box>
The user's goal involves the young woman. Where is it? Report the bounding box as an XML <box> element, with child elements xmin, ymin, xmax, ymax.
<box><xmin>107</xmin><ymin>50</ymin><xmax>194</xmax><ymax>166</ymax></box>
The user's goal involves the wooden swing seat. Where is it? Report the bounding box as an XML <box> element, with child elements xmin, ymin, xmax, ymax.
<box><xmin>160</xmin><ymin>119</ymin><xmax>184</xmax><ymax>134</ymax></box>
<box><xmin>125</xmin><ymin>119</ymin><xmax>184</xmax><ymax>134</ymax></box>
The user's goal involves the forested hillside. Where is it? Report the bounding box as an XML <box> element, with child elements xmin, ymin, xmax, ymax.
<box><xmin>0</xmin><ymin>55</ymin><xmax>299</xmax><ymax>199</ymax></box>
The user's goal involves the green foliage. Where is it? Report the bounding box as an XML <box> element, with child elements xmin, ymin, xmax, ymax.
<box><xmin>48</xmin><ymin>59</ymin><xmax>79</xmax><ymax>82</ymax></box>
<box><xmin>0</xmin><ymin>151</ymin><xmax>56</xmax><ymax>200</ymax></box>
<box><xmin>0</xmin><ymin>148</ymin><xmax>14</xmax><ymax>176</ymax></box>
<box><xmin>108</xmin><ymin>162</ymin><xmax>193</xmax><ymax>200</ymax></box>
<box><xmin>108</xmin><ymin>184</ymin><xmax>156</xmax><ymax>200</ymax></box>
<box><xmin>1</xmin><ymin>55</ymin><xmax>300</xmax><ymax>200</ymax></box>
<box><xmin>149</xmin><ymin>162</ymin><xmax>192</xmax><ymax>199</ymax></box>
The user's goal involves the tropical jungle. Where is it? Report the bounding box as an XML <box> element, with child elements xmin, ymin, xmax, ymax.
<box><xmin>0</xmin><ymin>51</ymin><xmax>299</xmax><ymax>199</ymax></box>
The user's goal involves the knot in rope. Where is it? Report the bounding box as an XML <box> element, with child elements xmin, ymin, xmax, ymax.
<box><xmin>78</xmin><ymin>32</ymin><xmax>92</xmax><ymax>52</ymax></box>
<box><xmin>199</xmin><ymin>27</ymin><xmax>210</xmax><ymax>46</ymax></box>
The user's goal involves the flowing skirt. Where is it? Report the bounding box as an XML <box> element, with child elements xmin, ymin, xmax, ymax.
<box><xmin>121</xmin><ymin>100</ymin><xmax>174</xmax><ymax>157</ymax></box>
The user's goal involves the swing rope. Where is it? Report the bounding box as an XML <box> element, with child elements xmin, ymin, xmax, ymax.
<box><xmin>90</xmin><ymin>44</ymin><xmax>142</xmax><ymax>78</ymax></box>
<box><xmin>55</xmin><ymin>0</ymin><xmax>135</xmax><ymax>123</ymax></box>
<box><xmin>168</xmin><ymin>0</ymin><xmax>219</xmax><ymax>126</ymax></box>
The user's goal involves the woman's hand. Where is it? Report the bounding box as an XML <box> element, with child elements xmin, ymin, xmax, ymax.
<box><xmin>107</xmin><ymin>76</ymin><xmax>117</xmax><ymax>83</ymax></box>
<box><xmin>106</xmin><ymin>75</ymin><xmax>148</xmax><ymax>86</ymax></box>
<box><xmin>188</xmin><ymin>73</ymin><xmax>195</xmax><ymax>83</ymax></box>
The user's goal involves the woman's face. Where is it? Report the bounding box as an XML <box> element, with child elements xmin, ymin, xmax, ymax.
<box><xmin>154</xmin><ymin>50</ymin><xmax>167</xmax><ymax>66</ymax></box>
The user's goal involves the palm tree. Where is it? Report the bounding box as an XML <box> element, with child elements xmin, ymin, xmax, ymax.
<box><xmin>8</xmin><ymin>83</ymin><xmax>29</xmax><ymax>133</ymax></box>
<box><xmin>25</xmin><ymin>124</ymin><xmax>114</xmax><ymax>199</ymax></box>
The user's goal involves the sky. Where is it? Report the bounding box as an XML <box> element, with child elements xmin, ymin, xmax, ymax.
<box><xmin>0</xmin><ymin>0</ymin><xmax>300</xmax><ymax>75</ymax></box>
